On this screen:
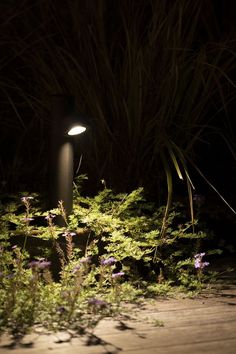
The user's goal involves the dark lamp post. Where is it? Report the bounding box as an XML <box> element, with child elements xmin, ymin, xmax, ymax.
<box><xmin>49</xmin><ymin>95</ymin><xmax>87</xmax><ymax>223</ymax></box>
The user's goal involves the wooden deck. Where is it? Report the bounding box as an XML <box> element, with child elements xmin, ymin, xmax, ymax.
<box><xmin>0</xmin><ymin>270</ymin><xmax>236</xmax><ymax>353</ymax></box>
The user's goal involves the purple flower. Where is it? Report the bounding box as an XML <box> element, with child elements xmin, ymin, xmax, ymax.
<box><xmin>39</xmin><ymin>261</ymin><xmax>51</xmax><ymax>269</ymax></box>
<box><xmin>21</xmin><ymin>196</ymin><xmax>34</xmax><ymax>202</ymax></box>
<box><xmin>80</xmin><ymin>257</ymin><xmax>91</xmax><ymax>264</ymax></box>
<box><xmin>72</xmin><ymin>265</ymin><xmax>81</xmax><ymax>273</ymax></box>
<box><xmin>29</xmin><ymin>260</ymin><xmax>51</xmax><ymax>269</ymax></box>
<box><xmin>6</xmin><ymin>273</ymin><xmax>15</xmax><ymax>279</ymax></box>
<box><xmin>12</xmin><ymin>245</ymin><xmax>18</xmax><ymax>250</ymax></box>
<box><xmin>101</xmin><ymin>257</ymin><xmax>116</xmax><ymax>266</ymax></box>
<box><xmin>112</xmin><ymin>272</ymin><xmax>125</xmax><ymax>279</ymax></box>
<box><xmin>195</xmin><ymin>261</ymin><xmax>209</xmax><ymax>269</ymax></box>
<box><xmin>45</xmin><ymin>214</ymin><xmax>56</xmax><ymax>221</ymax></box>
<box><xmin>88</xmin><ymin>298</ymin><xmax>108</xmax><ymax>308</ymax></box>
<box><xmin>194</xmin><ymin>253</ymin><xmax>209</xmax><ymax>269</ymax></box>
<box><xmin>194</xmin><ymin>252</ymin><xmax>205</xmax><ymax>258</ymax></box>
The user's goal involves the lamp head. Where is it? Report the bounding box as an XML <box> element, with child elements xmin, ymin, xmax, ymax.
<box><xmin>67</xmin><ymin>124</ymin><xmax>86</xmax><ymax>136</ymax></box>
<box><xmin>66</xmin><ymin>114</ymin><xmax>88</xmax><ymax>136</ymax></box>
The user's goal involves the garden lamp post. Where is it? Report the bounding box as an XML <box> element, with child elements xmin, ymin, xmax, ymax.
<box><xmin>49</xmin><ymin>95</ymin><xmax>87</xmax><ymax>223</ymax></box>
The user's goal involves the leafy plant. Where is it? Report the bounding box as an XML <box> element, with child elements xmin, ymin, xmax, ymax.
<box><xmin>0</xmin><ymin>185</ymin><xmax>226</xmax><ymax>336</ymax></box>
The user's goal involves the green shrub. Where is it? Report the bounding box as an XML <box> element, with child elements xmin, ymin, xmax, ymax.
<box><xmin>0</xmin><ymin>186</ymin><xmax>221</xmax><ymax>336</ymax></box>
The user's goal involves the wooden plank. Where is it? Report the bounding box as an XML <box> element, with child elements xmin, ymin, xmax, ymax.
<box><xmin>0</xmin><ymin>287</ymin><xmax>236</xmax><ymax>354</ymax></box>
<box><xmin>92</xmin><ymin>321</ymin><xmax>236</xmax><ymax>350</ymax></box>
<box><xmin>124</xmin><ymin>338</ymin><xmax>236</xmax><ymax>354</ymax></box>
<box><xmin>93</xmin><ymin>311</ymin><xmax>236</xmax><ymax>334</ymax></box>
<box><xmin>1</xmin><ymin>320</ymin><xmax>236</xmax><ymax>354</ymax></box>
<box><xmin>5</xmin><ymin>339</ymin><xmax>236</xmax><ymax>354</ymax></box>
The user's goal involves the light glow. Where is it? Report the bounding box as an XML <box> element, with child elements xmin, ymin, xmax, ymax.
<box><xmin>67</xmin><ymin>125</ymin><xmax>86</xmax><ymax>136</ymax></box>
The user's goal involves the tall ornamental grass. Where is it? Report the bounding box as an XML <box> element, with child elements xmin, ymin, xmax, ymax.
<box><xmin>0</xmin><ymin>1</ymin><xmax>235</xmax><ymax>205</ymax></box>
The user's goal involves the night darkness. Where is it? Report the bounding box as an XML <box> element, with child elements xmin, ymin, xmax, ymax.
<box><xmin>0</xmin><ymin>1</ymin><xmax>236</xmax><ymax>232</ymax></box>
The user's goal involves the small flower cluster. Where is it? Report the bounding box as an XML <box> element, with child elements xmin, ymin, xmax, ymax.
<box><xmin>21</xmin><ymin>196</ymin><xmax>34</xmax><ymax>203</ymax></box>
<box><xmin>194</xmin><ymin>253</ymin><xmax>209</xmax><ymax>269</ymax></box>
<box><xmin>72</xmin><ymin>257</ymin><xmax>91</xmax><ymax>273</ymax></box>
<box><xmin>45</xmin><ymin>213</ymin><xmax>56</xmax><ymax>221</ymax></box>
<box><xmin>100</xmin><ymin>257</ymin><xmax>125</xmax><ymax>279</ymax></box>
<box><xmin>29</xmin><ymin>259</ymin><xmax>51</xmax><ymax>270</ymax></box>
<box><xmin>72</xmin><ymin>265</ymin><xmax>81</xmax><ymax>273</ymax></box>
<box><xmin>88</xmin><ymin>298</ymin><xmax>109</xmax><ymax>309</ymax></box>
<box><xmin>80</xmin><ymin>256</ymin><xmax>91</xmax><ymax>264</ymax></box>
<box><xmin>101</xmin><ymin>257</ymin><xmax>116</xmax><ymax>266</ymax></box>
<box><xmin>21</xmin><ymin>196</ymin><xmax>34</xmax><ymax>224</ymax></box>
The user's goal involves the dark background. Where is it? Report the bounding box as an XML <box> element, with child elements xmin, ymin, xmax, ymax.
<box><xmin>0</xmin><ymin>0</ymin><xmax>235</xmax><ymax>231</ymax></box>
